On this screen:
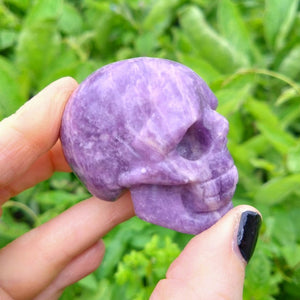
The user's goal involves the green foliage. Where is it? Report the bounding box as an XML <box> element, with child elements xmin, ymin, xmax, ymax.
<box><xmin>264</xmin><ymin>0</ymin><xmax>298</xmax><ymax>51</ymax></box>
<box><xmin>1</xmin><ymin>0</ymin><xmax>300</xmax><ymax>299</ymax></box>
<box><xmin>115</xmin><ymin>235</ymin><xmax>180</xmax><ymax>300</ymax></box>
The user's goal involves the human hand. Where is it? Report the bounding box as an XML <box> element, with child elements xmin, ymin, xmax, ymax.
<box><xmin>0</xmin><ymin>77</ymin><xmax>261</xmax><ymax>300</ymax></box>
<box><xmin>151</xmin><ymin>205</ymin><xmax>261</xmax><ymax>300</ymax></box>
<box><xmin>0</xmin><ymin>78</ymin><xmax>135</xmax><ymax>299</ymax></box>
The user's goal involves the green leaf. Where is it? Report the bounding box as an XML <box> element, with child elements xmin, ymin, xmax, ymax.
<box><xmin>227</xmin><ymin>113</ymin><xmax>245</xmax><ymax>143</ymax></box>
<box><xmin>290</xmin><ymin>208</ymin><xmax>300</xmax><ymax>240</ymax></box>
<box><xmin>3</xmin><ymin>0</ymin><xmax>31</xmax><ymax>11</ymax></box>
<box><xmin>172</xmin><ymin>28</ymin><xmax>193</xmax><ymax>55</ymax></box>
<box><xmin>279</xmin><ymin>101</ymin><xmax>300</xmax><ymax>131</ymax></box>
<box><xmin>0</xmin><ymin>208</ymin><xmax>30</xmax><ymax>247</ymax></box>
<box><xmin>276</xmin><ymin>87</ymin><xmax>299</xmax><ymax>106</ymax></box>
<box><xmin>177</xmin><ymin>53</ymin><xmax>222</xmax><ymax>84</ymax></box>
<box><xmin>271</xmin><ymin>209</ymin><xmax>297</xmax><ymax>246</ymax></box>
<box><xmin>244</xmin><ymin>245</ymin><xmax>282</xmax><ymax>299</ymax></box>
<box><xmin>179</xmin><ymin>5</ymin><xmax>248</xmax><ymax>74</ymax></box>
<box><xmin>115</xmin><ymin>234</ymin><xmax>180</xmax><ymax>300</ymax></box>
<box><xmin>90</xmin><ymin>12</ymin><xmax>120</xmax><ymax>56</ymax></box>
<box><xmin>0</xmin><ymin>2</ymin><xmax>19</xmax><ymax>28</ymax></box>
<box><xmin>287</xmin><ymin>144</ymin><xmax>300</xmax><ymax>173</ymax></box>
<box><xmin>16</xmin><ymin>21</ymin><xmax>61</xmax><ymax>87</ymax></box>
<box><xmin>216</xmin><ymin>84</ymin><xmax>252</xmax><ymax>117</ymax></box>
<box><xmin>217</xmin><ymin>0</ymin><xmax>256</xmax><ymax>63</ymax></box>
<box><xmin>250</xmin><ymin>158</ymin><xmax>276</xmax><ymax>173</ymax></box>
<box><xmin>0</xmin><ymin>56</ymin><xmax>24</xmax><ymax>119</ymax></box>
<box><xmin>24</xmin><ymin>0</ymin><xmax>63</xmax><ymax>26</ymax></box>
<box><xmin>78</xmin><ymin>274</ymin><xmax>98</xmax><ymax>291</ymax></box>
<box><xmin>0</xmin><ymin>29</ymin><xmax>17</xmax><ymax>50</ymax></box>
<box><xmin>58</xmin><ymin>2</ymin><xmax>83</xmax><ymax>35</ymax></box>
<box><xmin>36</xmin><ymin>44</ymin><xmax>79</xmax><ymax>90</ymax></box>
<box><xmin>245</xmin><ymin>98</ymin><xmax>297</xmax><ymax>154</ymax></box>
<box><xmin>256</xmin><ymin>122</ymin><xmax>296</xmax><ymax>154</ymax></box>
<box><xmin>245</xmin><ymin>98</ymin><xmax>278</xmax><ymax>128</ymax></box>
<box><xmin>281</xmin><ymin>244</ymin><xmax>300</xmax><ymax>268</ymax></box>
<box><xmin>282</xmin><ymin>268</ymin><xmax>300</xmax><ymax>298</ymax></box>
<box><xmin>34</xmin><ymin>190</ymin><xmax>81</xmax><ymax>209</ymax></box>
<box><xmin>142</xmin><ymin>0</ymin><xmax>180</xmax><ymax>36</ymax></box>
<box><xmin>75</xmin><ymin>60</ymin><xmax>102</xmax><ymax>83</ymax></box>
<box><xmin>264</xmin><ymin>0</ymin><xmax>298</xmax><ymax>50</ymax></box>
<box><xmin>243</xmin><ymin>135</ymin><xmax>270</xmax><ymax>157</ymax></box>
<box><xmin>86</xmin><ymin>279</ymin><xmax>114</xmax><ymax>300</ymax></box>
<box><xmin>97</xmin><ymin>234</ymin><xmax>129</xmax><ymax>279</ymax></box>
<box><xmin>278</xmin><ymin>44</ymin><xmax>300</xmax><ymax>79</ymax></box>
<box><xmin>254</xmin><ymin>174</ymin><xmax>300</xmax><ymax>205</ymax></box>
<box><xmin>134</xmin><ymin>32</ymin><xmax>157</xmax><ymax>56</ymax></box>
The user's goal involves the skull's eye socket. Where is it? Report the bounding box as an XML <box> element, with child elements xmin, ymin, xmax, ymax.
<box><xmin>176</xmin><ymin>122</ymin><xmax>211</xmax><ymax>161</ymax></box>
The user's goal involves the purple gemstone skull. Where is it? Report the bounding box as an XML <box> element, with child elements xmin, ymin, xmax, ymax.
<box><xmin>60</xmin><ymin>57</ymin><xmax>238</xmax><ymax>234</ymax></box>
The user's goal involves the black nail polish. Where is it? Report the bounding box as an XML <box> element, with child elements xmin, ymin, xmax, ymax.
<box><xmin>237</xmin><ymin>211</ymin><xmax>262</xmax><ymax>263</ymax></box>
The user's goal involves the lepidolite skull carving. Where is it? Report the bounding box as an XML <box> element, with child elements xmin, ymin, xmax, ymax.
<box><xmin>61</xmin><ymin>57</ymin><xmax>238</xmax><ymax>234</ymax></box>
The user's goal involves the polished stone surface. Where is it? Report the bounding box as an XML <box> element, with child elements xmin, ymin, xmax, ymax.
<box><xmin>61</xmin><ymin>57</ymin><xmax>238</xmax><ymax>234</ymax></box>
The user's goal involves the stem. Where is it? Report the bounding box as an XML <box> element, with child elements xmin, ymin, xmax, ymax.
<box><xmin>2</xmin><ymin>200</ymin><xmax>39</xmax><ymax>226</ymax></box>
<box><xmin>222</xmin><ymin>68</ymin><xmax>300</xmax><ymax>95</ymax></box>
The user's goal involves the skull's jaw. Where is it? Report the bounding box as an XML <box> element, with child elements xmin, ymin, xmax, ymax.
<box><xmin>130</xmin><ymin>183</ymin><xmax>235</xmax><ymax>235</ymax></box>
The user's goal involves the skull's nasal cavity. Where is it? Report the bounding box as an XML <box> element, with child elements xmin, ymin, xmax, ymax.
<box><xmin>176</xmin><ymin>122</ymin><xmax>211</xmax><ymax>161</ymax></box>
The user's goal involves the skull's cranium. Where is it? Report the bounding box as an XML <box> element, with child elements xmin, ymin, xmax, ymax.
<box><xmin>61</xmin><ymin>57</ymin><xmax>238</xmax><ymax>234</ymax></box>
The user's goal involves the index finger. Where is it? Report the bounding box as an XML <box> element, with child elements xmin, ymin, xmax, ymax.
<box><xmin>0</xmin><ymin>77</ymin><xmax>78</xmax><ymax>190</ymax></box>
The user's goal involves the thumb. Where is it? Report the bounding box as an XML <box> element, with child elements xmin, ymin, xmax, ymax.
<box><xmin>151</xmin><ymin>205</ymin><xmax>262</xmax><ymax>300</ymax></box>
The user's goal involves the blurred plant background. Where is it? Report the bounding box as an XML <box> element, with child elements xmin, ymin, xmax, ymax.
<box><xmin>0</xmin><ymin>0</ymin><xmax>300</xmax><ymax>299</ymax></box>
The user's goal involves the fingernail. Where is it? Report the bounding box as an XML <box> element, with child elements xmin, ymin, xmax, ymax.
<box><xmin>237</xmin><ymin>211</ymin><xmax>262</xmax><ymax>263</ymax></box>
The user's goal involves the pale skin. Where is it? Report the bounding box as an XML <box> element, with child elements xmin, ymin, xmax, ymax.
<box><xmin>0</xmin><ymin>77</ymin><xmax>260</xmax><ymax>300</ymax></box>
